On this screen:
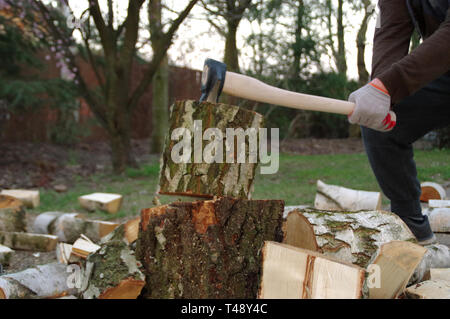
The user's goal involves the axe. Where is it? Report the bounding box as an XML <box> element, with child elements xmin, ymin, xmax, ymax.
<box><xmin>199</xmin><ymin>58</ymin><xmax>396</xmax><ymax>127</ymax></box>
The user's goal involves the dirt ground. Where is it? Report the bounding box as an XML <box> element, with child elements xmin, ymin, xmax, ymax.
<box><xmin>0</xmin><ymin>138</ymin><xmax>366</xmax><ymax>190</ymax></box>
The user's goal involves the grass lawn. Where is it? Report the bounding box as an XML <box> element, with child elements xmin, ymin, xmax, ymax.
<box><xmin>28</xmin><ymin>148</ymin><xmax>450</xmax><ymax>221</ymax></box>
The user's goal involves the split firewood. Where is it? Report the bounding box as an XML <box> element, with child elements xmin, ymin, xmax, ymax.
<box><xmin>123</xmin><ymin>217</ymin><xmax>140</xmax><ymax>244</ymax></box>
<box><xmin>314</xmin><ymin>180</ymin><xmax>382</xmax><ymax>211</ymax></box>
<box><xmin>0</xmin><ymin>195</ymin><xmax>27</xmax><ymax>232</ymax></box>
<box><xmin>422</xmin><ymin>207</ymin><xmax>450</xmax><ymax>233</ymax></box>
<box><xmin>0</xmin><ymin>263</ymin><xmax>78</xmax><ymax>299</ymax></box>
<box><xmin>32</xmin><ymin>212</ymin><xmax>119</xmax><ymax>243</ymax></box>
<box><xmin>409</xmin><ymin>244</ymin><xmax>450</xmax><ymax>285</ymax></box>
<box><xmin>78</xmin><ymin>193</ymin><xmax>123</xmax><ymax>214</ymax></box>
<box><xmin>136</xmin><ymin>197</ymin><xmax>284</xmax><ymax>298</ymax></box>
<box><xmin>429</xmin><ymin>268</ymin><xmax>450</xmax><ymax>283</ymax></box>
<box><xmin>258</xmin><ymin>241</ymin><xmax>365</xmax><ymax>299</ymax></box>
<box><xmin>0</xmin><ymin>231</ymin><xmax>58</xmax><ymax>252</ymax></box>
<box><xmin>158</xmin><ymin>100</ymin><xmax>264</xmax><ymax>199</ymax></box>
<box><xmin>55</xmin><ymin>243</ymin><xmax>74</xmax><ymax>264</ymax></box>
<box><xmin>80</xmin><ymin>231</ymin><xmax>145</xmax><ymax>299</ymax></box>
<box><xmin>0</xmin><ymin>244</ymin><xmax>14</xmax><ymax>265</ymax></box>
<box><xmin>71</xmin><ymin>235</ymin><xmax>101</xmax><ymax>259</ymax></box>
<box><xmin>283</xmin><ymin>208</ymin><xmax>416</xmax><ymax>268</ymax></box>
<box><xmin>367</xmin><ymin>241</ymin><xmax>427</xmax><ymax>299</ymax></box>
<box><xmin>0</xmin><ymin>189</ymin><xmax>39</xmax><ymax>208</ymax></box>
<box><xmin>420</xmin><ymin>182</ymin><xmax>446</xmax><ymax>202</ymax></box>
<box><xmin>405</xmin><ymin>280</ymin><xmax>450</xmax><ymax>299</ymax></box>
<box><xmin>99</xmin><ymin>217</ymin><xmax>140</xmax><ymax>245</ymax></box>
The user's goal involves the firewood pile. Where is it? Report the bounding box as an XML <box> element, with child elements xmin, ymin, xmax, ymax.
<box><xmin>0</xmin><ymin>101</ymin><xmax>449</xmax><ymax>299</ymax></box>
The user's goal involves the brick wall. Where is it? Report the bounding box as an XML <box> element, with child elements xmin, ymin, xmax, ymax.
<box><xmin>0</xmin><ymin>55</ymin><xmax>202</xmax><ymax>143</ymax></box>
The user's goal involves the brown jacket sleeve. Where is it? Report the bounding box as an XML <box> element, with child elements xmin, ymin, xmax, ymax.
<box><xmin>372</xmin><ymin>0</ymin><xmax>450</xmax><ymax>104</ymax></box>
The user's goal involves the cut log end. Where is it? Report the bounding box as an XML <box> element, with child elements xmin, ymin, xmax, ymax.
<box><xmin>0</xmin><ymin>195</ymin><xmax>27</xmax><ymax>232</ymax></box>
<box><xmin>420</xmin><ymin>182</ymin><xmax>446</xmax><ymax>202</ymax></box>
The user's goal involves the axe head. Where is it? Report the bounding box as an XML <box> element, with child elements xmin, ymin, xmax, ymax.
<box><xmin>199</xmin><ymin>58</ymin><xmax>227</xmax><ymax>103</ymax></box>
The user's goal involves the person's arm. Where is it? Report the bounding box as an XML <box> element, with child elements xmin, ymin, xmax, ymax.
<box><xmin>374</xmin><ymin>2</ymin><xmax>450</xmax><ymax>103</ymax></box>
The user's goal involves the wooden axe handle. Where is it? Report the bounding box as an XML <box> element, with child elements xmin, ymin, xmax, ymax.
<box><xmin>223</xmin><ymin>71</ymin><xmax>355</xmax><ymax>115</ymax></box>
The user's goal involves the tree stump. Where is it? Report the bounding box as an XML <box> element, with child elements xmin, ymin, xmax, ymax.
<box><xmin>0</xmin><ymin>195</ymin><xmax>26</xmax><ymax>232</ymax></box>
<box><xmin>136</xmin><ymin>197</ymin><xmax>284</xmax><ymax>299</ymax></box>
<box><xmin>284</xmin><ymin>208</ymin><xmax>416</xmax><ymax>268</ymax></box>
<box><xmin>158</xmin><ymin>100</ymin><xmax>264</xmax><ymax>199</ymax></box>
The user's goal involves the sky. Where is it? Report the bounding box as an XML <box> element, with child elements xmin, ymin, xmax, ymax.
<box><xmin>64</xmin><ymin>0</ymin><xmax>378</xmax><ymax>80</ymax></box>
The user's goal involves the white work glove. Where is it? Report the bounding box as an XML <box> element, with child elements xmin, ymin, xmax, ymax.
<box><xmin>348</xmin><ymin>80</ymin><xmax>396</xmax><ymax>132</ymax></box>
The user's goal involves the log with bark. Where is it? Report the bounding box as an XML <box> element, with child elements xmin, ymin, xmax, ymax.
<box><xmin>81</xmin><ymin>224</ymin><xmax>145</xmax><ymax>299</ymax></box>
<box><xmin>0</xmin><ymin>263</ymin><xmax>78</xmax><ymax>299</ymax></box>
<box><xmin>258</xmin><ymin>241</ymin><xmax>365</xmax><ymax>299</ymax></box>
<box><xmin>158</xmin><ymin>100</ymin><xmax>264</xmax><ymax>199</ymax></box>
<box><xmin>32</xmin><ymin>212</ymin><xmax>119</xmax><ymax>243</ymax></box>
<box><xmin>0</xmin><ymin>189</ymin><xmax>39</xmax><ymax>208</ymax></box>
<box><xmin>422</xmin><ymin>207</ymin><xmax>450</xmax><ymax>233</ymax></box>
<box><xmin>367</xmin><ymin>241</ymin><xmax>426</xmax><ymax>299</ymax></box>
<box><xmin>283</xmin><ymin>208</ymin><xmax>416</xmax><ymax>268</ymax></box>
<box><xmin>0</xmin><ymin>244</ymin><xmax>14</xmax><ymax>265</ymax></box>
<box><xmin>409</xmin><ymin>244</ymin><xmax>450</xmax><ymax>285</ymax></box>
<box><xmin>0</xmin><ymin>195</ymin><xmax>27</xmax><ymax>232</ymax></box>
<box><xmin>0</xmin><ymin>231</ymin><xmax>58</xmax><ymax>252</ymax></box>
<box><xmin>314</xmin><ymin>180</ymin><xmax>382</xmax><ymax>211</ymax></box>
<box><xmin>136</xmin><ymin>197</ymin><xmax>284</xmax><ymax>298</ymax></box>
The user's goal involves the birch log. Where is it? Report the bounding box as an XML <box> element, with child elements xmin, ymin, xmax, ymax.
<box><xmin>0</xmin><ymin>263</ymin><xmax>78</xmax><ymax>299</ymax></box>
<box><xmin>158</xmin><ymin>100</ymin><xmax>264</xmax><ymax>199</ymax></box>
<box><xmin>0</xmin><ymin>231</ymin><xmax>58</xmax><ymax>251</ymax></box>
<box><xmin>409</xmin><ymin>244</ymin><xmax>450</xmax><ymax>285</ymax></box>
<box><xmin>422</xmin><ymin>207</ymin><xmax>450</xmax><ymax>233</ymax></box>
<box><xmin>0</xmin><ymin>245</ymin><xmax>14</xmax><ymax>265</ymax></box>
<box><xmin>81</xmin><ymin>225</ymin><xmax>145</xmax><ymax>299</ymax></box>
<box><xmin>314</xmin><ymin>180</ymin><xmax>382</xmax><ymax>211</ymax></box>
<box><xmin>0</xmin><ymin>195</ymin><xmax>26</xmax><ymax>232</ymax></box>
<box><xmin>32</xmin><ymin>212</ymin><xmax>119</xmax><ymax>243</ymax></box>
<box><xmin>136</xmin><ymin>197</ymin><xmax>284</xmax><ymax>298</ymax></box>
<box><xmin>284</xmin><ymin>208</ymin><xmax>416</xmax><ymax>268</ymax></box>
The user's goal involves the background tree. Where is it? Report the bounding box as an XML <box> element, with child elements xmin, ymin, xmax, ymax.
<box><xmin>354</xmin><ymin>0</ymin><xmax>375</xmax><ymax>86</ymax></box>
<box><xmin>0</xmin><ymin>3</ymin><xmax>78</xmax><ymax>137</ymax></box>
<box><xmin>149</xmin><ymin>0</ymin><xmax>169</xmax><ymax>155</ymax></box>
<box><xmin>4</xmin><ymin>0</ymin><xmax>198</xmax><ymax>173</ymax></box>
<box><xmin>322</xmin><ymin>0</ymin><xmax>347</xmax><ymax>76</ymax></box>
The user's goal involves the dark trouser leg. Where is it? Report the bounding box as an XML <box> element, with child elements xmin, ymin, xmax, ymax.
<box><xmin>361</xmin><ymin>75</ymin><xmax>450</xmax><ymax>240</ymax></box>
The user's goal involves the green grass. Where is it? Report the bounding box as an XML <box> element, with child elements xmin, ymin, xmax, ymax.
<box><xmin>28</xmin><ymin>149</ymin><xmax>450</xmax><ymax>220</ymax></box>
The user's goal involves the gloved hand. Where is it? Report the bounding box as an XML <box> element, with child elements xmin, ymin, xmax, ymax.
<box><xmin>348</xmin><ymin>79</ymin><xmax>396</xmax><ymax>132</ymax></box>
